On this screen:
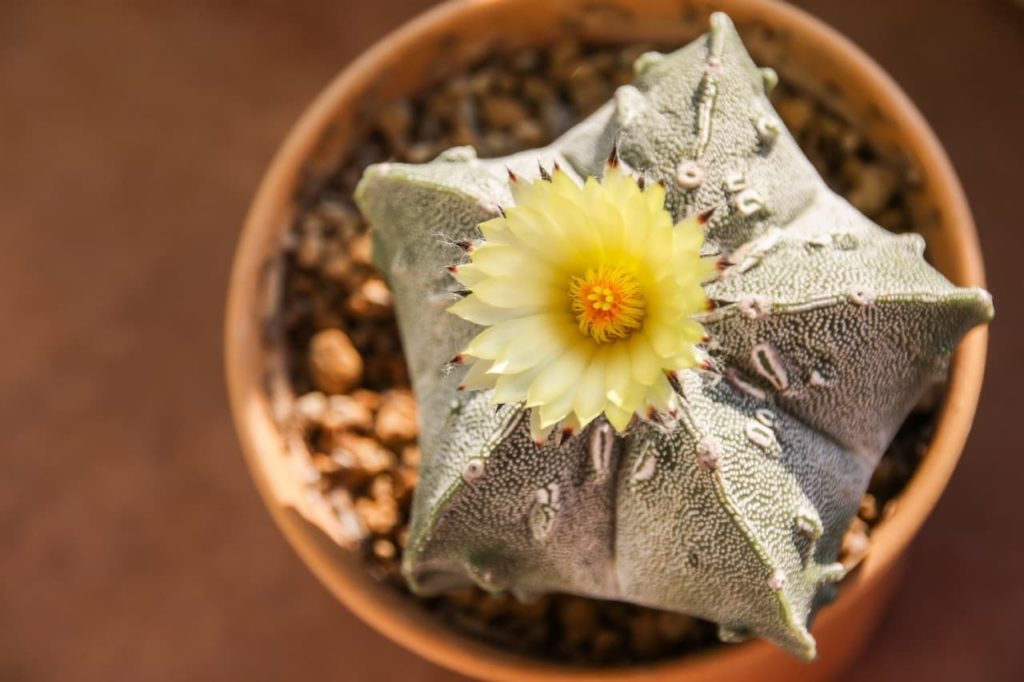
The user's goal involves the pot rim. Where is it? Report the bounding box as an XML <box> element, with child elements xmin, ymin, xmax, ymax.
<box><xmin>225</xmin><ymin>0</ymin><xmax>988</xmax><ymax>679</ymax></box>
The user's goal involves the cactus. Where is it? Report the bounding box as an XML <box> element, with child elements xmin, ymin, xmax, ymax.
<box><xmin>354</xmin><ymin>13</ymin><xmax>992</xmax><ymax>659</ymax></box>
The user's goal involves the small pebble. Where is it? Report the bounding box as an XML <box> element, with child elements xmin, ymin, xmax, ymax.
<box><xmin>348</xmin><ymin>232</ymin><xmax>374</xmax><ymax>266</ymax></box>
<box><xmin>309</xmin><ymin>329</ymin><xmax>364</xmax><ymax>394</ymax></box>
<box><xmin>654</xmin><ymin>610</ymin><xmax>695</xmax><ymax>641</ymax></box>
<box><xmin>294</xmin><ymin>391</ymin><xmax>328</xmax><ymax>422</ymax></box>
<box><xmin>351</xmin><ymin>388</ymin><xmax>382</xmax><ymax>412</ymax></box>
<box><xmin>858</xmin><ymin>494</ymin><xmax>879</xmax><ymax>523</ymax></box>
<box><xmin>559</xmin><ymin>597</ymin><xmax>598</xmax><ymax>645</ymax></box>
<box><xmin>322</xmin><ymin>394</ymin><xmax>374</xmax><ymax>433</ymax></box>
<box><xmin>346</xmin><ymin>278</ymin><xmax>394</xmax><ymax>319</ymax></box>
<box><xmin>333</xmin><ymin>433</ymin><xmax>396</xmax><ymax>482</ymax></box>
<box><xmin>375</xmin><ymin>389</ymin><xmax>418</xmax><ymax>447</ymax></box>
<box><xmin>355</xmin><ymin>495</ymin><xmax>399</xmax><ymax>535</ymax></box>
<box><xmin>372</xmin><ymin>538</ymin><xmax>397</xmax><ymax>561</ymax></box>
<box><xmin>481</xmin><ymin>95</ymin><xmax>529</xmax><ymax>128</ymax></box>
<box><xmin>839</xmin><ymin>517</ymin><xmax>871</xmax><ymax>570</ymax></box>
<box><xmin>627</xmin><ymin>611</ymin><xmax>661</xmax><ymax>658</ymax></box>
<box><xmin>845</xmin><ymin>162</ymin><xmax>898</xmax><ymax>215</ymax></box>
<box><xmin>375</xmin><ymin>100</ymin><xmax>412</xmax><ymax>148</ymax></box>
<box><xmin>590</xmin><ymin>629</ymin><xmax>623</xmax><ymax>662</ymax></box>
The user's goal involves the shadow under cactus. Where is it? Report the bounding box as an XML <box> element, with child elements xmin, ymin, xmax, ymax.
<box><xmin>272</xmin><ymin>37</ymin><xmax>944</xmax><ymax>666</ymax></box>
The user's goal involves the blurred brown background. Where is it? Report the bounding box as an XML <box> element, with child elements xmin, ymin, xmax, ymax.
<box><xmin>1</xmin><ymin>1</ymin><xmax>1021</xmax><ymax>680</ymax></box>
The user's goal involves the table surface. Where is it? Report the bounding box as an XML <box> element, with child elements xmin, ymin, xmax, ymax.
<box><xmin>1</xmin><ymin>1</ymin><xmax>1022</xmax><ymax>680</ymax></box>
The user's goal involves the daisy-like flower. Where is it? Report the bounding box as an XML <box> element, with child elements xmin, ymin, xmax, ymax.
<box><xmin>448</xmin><ymin>153</ymin><xmax>716</xmax><ymax>440</ymax></box>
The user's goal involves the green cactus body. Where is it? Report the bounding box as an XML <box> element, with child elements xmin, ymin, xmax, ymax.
<box><xmin>355</xmin><ymin>13</ymin><xmax>992</xmax><ymax>658</ymax></box>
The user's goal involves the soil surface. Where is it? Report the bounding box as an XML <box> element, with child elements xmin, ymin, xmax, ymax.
<box><xmin>274</xmin><ymin>40</ymin><xmax>937</xmax><ymax>665</ymax></box>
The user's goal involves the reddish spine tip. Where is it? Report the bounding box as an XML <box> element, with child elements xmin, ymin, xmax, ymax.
<box><xmin>697</xmin><ymin>206</ymin><xmax>716</xmax><ymax>224</ymax></box>
<box><xmin>457</xmin><ymin>384</ymin><xmax>466</xmax><ymax>391</ymax></box>
<box><xmin>456</xmin><ymin>240</ymin><xmax>474</xmax><ymax>252</ymax></box>
<box><xmin>506</xmin><ymin>167</ymin><xmax>518</xmax><ymax>182</ymax></box>
<box><xmin>606</xmin><ymin>143</ymin><xmax>619</xmax><ymax>167</ymax></box>
<box><xmin>656</xmin><ymin>178</ymin><xmax>666</xmax><ymax>189</ymax></box>
<box><xmin>646</xmin><ymin>406</ymin><xmax>657</xmax><ymax>419</ymax></box>
<box><xmin>700</xmin><ymin>359</ymin><xmax>713</xmax><ymax>371</ymax></box>
<box><xmin>538</xmin><ymin>162</ymin><xmax>552</xmax><ymax>182</ymax></box>
<box><xmin>701</xmin><ymin>334</ymin><xmax>711</xmax><ymax>343</ymax></box>
<box><xmin>715</xmin><ymin>258</ymin><xmax>728</xmax><ymax>271</ymax></box>
<box><xmin>451</xmin><ymin>354</ymin><xmax>464</xmax><ymax>365</ymax></box>
<box><xmin>447</xmin><ymin>265</ymin><xmax>459</xmax><ymax>274</ymax></box>
<box><xmin>552</xmin><ymin>161</ymin><xmax>561</xmax><ymax>173</ymax></box>
<box><xmin>705</xmin><ymin>299</ymin><xmax>716</xmax><ymax>312</ymax></box>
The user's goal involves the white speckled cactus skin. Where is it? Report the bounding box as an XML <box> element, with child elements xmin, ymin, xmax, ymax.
<box><xmin>354</xmin><ymin>14</ymin><xmax>992</xmax><ymax>659</ymax></box>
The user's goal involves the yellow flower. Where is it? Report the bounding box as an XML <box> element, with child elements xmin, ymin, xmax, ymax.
<box><xmin>448</xmin><ymin>158</ymin><xmax>715</xmax><ymax>439</ymax></box>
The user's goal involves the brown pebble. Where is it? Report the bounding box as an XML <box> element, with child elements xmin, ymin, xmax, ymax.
<box><xmin>401</xmin><ymin>444</ymin><xmax>421</xmax><ymax>468</ymax></box>
<box><xmin>654</xmin><ymin>610</ymin><xmax>695</xmax><ymax>642</ymax></box>
<box><xmin>314</xmin><ymin>200</ymin><xmax>359</xmax><ymax>237</ymax></box>
<box><xmin>355</xmin><ymin>495</ymin><xmax>399</xmax><ymax>535</ymax></box>
<box><xmin>590</xmin><ymin>629</ymin><xmax>623</xmax><ymax>662</ymax></box>
<box><xmin>513</xmin><ymin>119</ymin><xmax>545</xmax><ymax>147</ymax></box>
<box><xmin>506</xmin><ymin>594</ymin><xmax>550</xmax><ymax>621</ymax></box>
<box><xmin>294</xmin><ymin>391</ymin><xmax>328</xmax><ymax>423</ymax></box>
<box><xmin>295</xmin><ymin>214</ymin><xmax>326</xmax><ymax>268</ymax></box>
<box><xmin>481</xmin><ymin>95</ymin><xmax>529</xmax><ymax>129</ymax></box>
<box><xmin>333</xmin><ymin>433</ymin><xmax>396</xmax><ymax>482</ymax></box>
<box><xmin>375</xmin><ymin>100</ymin><xmax>412</xmax><ymax>148</ymax></box>
<box><xmin>839</xmin><ymin>517</ymin><xmax>871</xmax><ymax>570</ymax></box>
<box><xmin>351</xmin><ymin>388</ymin><xmax>382</xmax><ymax>412</ymax></box>
<box><xmin>858</xmin><ymin>494</ymin><xmax>879</xmax><ymax>523</ymax></box>
<box><xmin>322</xmin><ymin>394</ymin><xmax>374</xmax><ymax>433</ymax></box>
<box><xmin>312</xmin><ymin>452</ymin><xmax>341</xmax><ymax>475</ymax></box>
<box><xmin>346</xmin><ymin>278</ymin><xmax>394</xmax><ymax>319</ymax></box>
<box><xmin>394</xmin><ymin>466</ymin><xmax>418</xmax><ymax>505</ymax></box>
<box><xmin>774</xmin><ymin>95</ymin><xmax>814</xmax><ymax>133</ymax></box>
<box><xmin>349</xmin><ymin>232</ymin><xmax>374</xmax><ymax>266</ymax></box>
<box><xmin>372</xmin><ymin>538</ymin><xmax>397</xmax><ymax>561</ymax></box>
<box><xmin>627</xmin><ymin>611</ymin><xmax>661</xmax><ymax>658</ymax></box>
<box><xmin>405</xmin><ymin>142</ymin><xmax>437</xmax><ymax>164</ymax></box>
<box><xmin>375</xmin><ymin>389</ymin><xmax>419</xmax><ymax>447</ymax></box>
<box><xmin>445</xmin><ymin>586</ymin><xmax>479</xmax><ymax>608</ymax></box>
<box><xmin>309</xmin><ymin>329</ymin><xmax>363</xmax><ymax>394</ymax></box>
<box><xmin>559</xmin><ymin>597</ymin><xmax>599</xmax><ymax>645</ymax></box>
<box><xmin>477</xmin><ymin>593</ymin><xmax>512</xmax><ymax>621</ymax></box>
<box><xmin>521</xmin><ymin>75</ymin><xmax>554</xmax><ymax>103</ymax></box>
<box><xmin>846</xmin><ymin>163</ymin><xmax>898</xmax><ymax>215</ymax></box>
<box><xmin>567</xmin><ymin>62</ymin><xmax>609</xmax><ymax>113</ymax></box>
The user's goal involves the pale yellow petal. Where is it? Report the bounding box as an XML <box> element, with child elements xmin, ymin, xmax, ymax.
<box><xmin>459</xmin><ymin>359</ymin><xmax>497</xmax><ymax>390</ymax></box>
<box><xmin>604</xmin><ymin>344</ymin><xmax>633</xmax><ymax>408</ymax></box>
<box><xmin>572</xmin><ymin>356</ymin><xmax>607</xmax><ymax>425</ymax></box>
<box><xmin>449</xmin><ymin>295</ymin><xmax>539</xmax><ymax>326</ymax></box>
<box><xmin>526</xmin><ymin>345</ymin><xmax>592</xmax><ymax>407</ymax></box>
<box><xmin>605</xmin><ymin>402</ymin><xmax>633</xmax><ymax>432</ymax></box>
<box><xmin>472</xmin><ymin>277</ymin><xmax>560</xmax><ymax>309</ymax></box>
<box><xmin>628</xmin><ymin>333</ymin><xmax>662</xmax><ymax>386</ymax></box>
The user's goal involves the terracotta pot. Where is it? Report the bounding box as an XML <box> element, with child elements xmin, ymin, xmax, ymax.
<box><xmin>225</xmin><ymin>0</ymin><xmax>989</xmax><ymax>679</ymax></box>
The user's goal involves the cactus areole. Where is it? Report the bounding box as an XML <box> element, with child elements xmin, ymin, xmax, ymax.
<box><xmin>355</xmin><ymin>14</ymin><xmax>992</xmax><ymax>659</ymax></box>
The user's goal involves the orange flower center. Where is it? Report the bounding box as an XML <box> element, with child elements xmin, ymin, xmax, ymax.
<box><xmin>569</xmin><ymin>265</ymin><xmax>646</xmax><ymax>343</ymax></box>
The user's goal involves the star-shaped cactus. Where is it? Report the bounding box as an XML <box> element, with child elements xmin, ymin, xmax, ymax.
<box><xmin>354</xmin><ymin>13</ymin><xmax>992</xmax><ymax>658</ymax></box>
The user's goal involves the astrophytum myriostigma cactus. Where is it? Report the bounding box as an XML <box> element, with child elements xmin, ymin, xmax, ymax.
<box><xmin>354</xmin><ymin>13</ymin><xmax>992</xmax><ymax>658</ymax></box>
